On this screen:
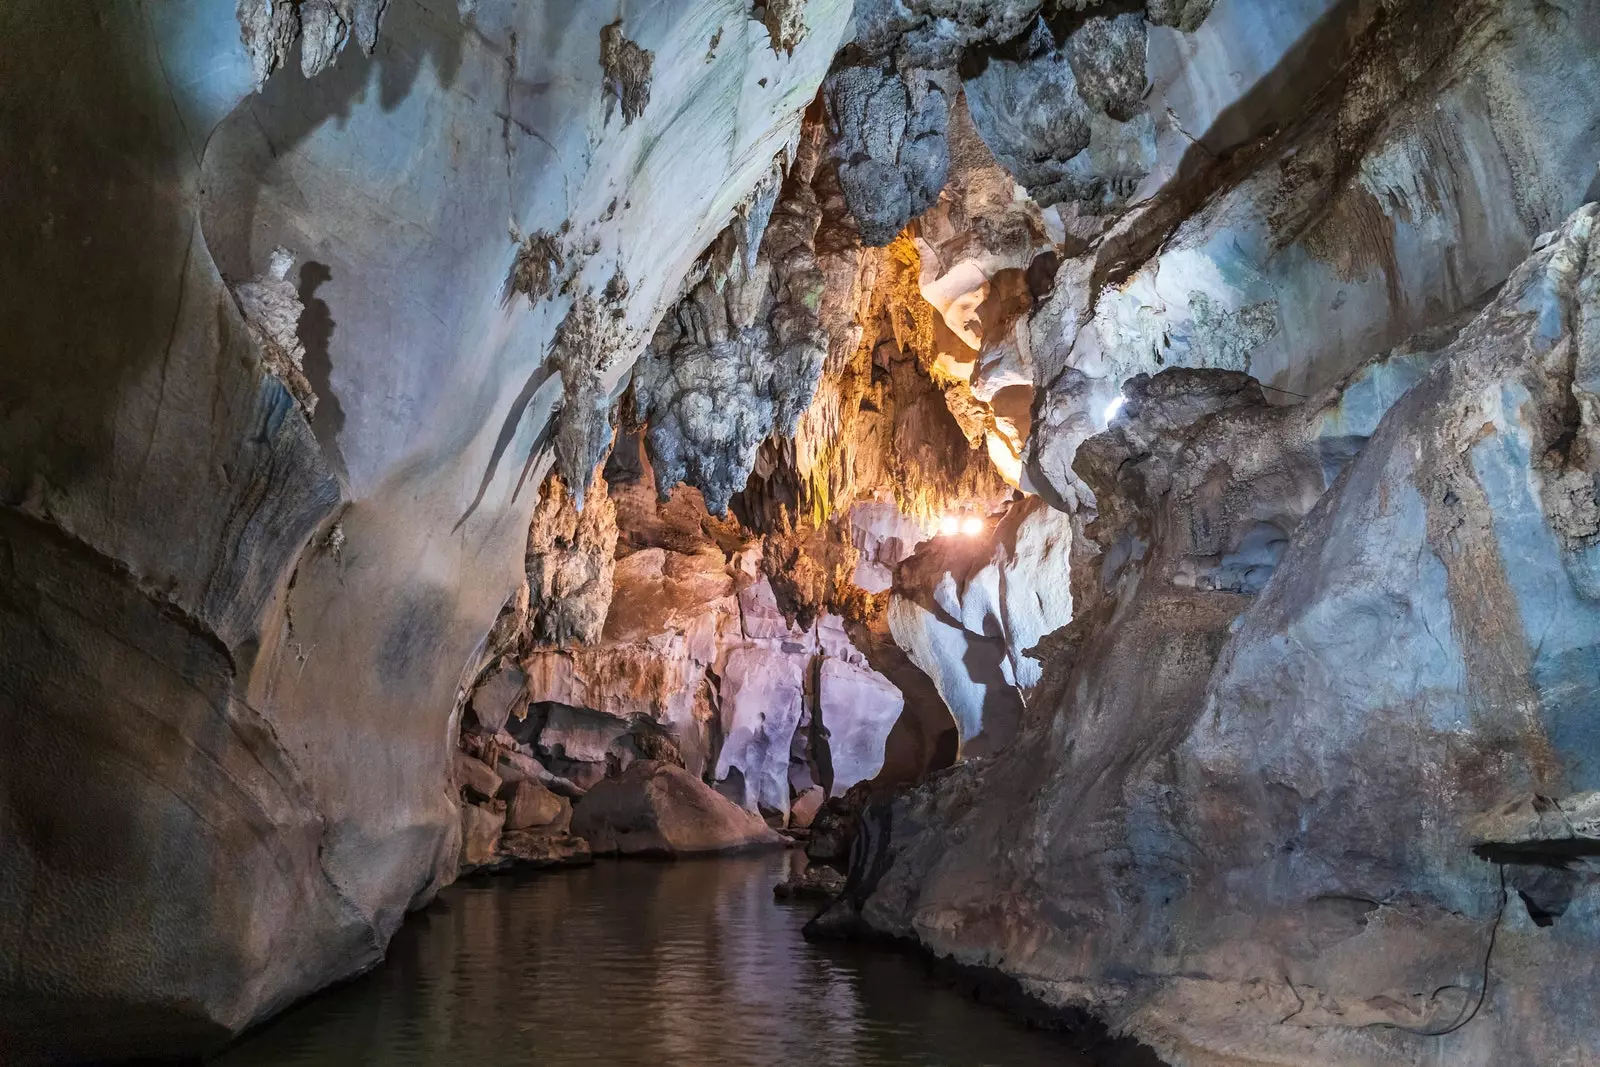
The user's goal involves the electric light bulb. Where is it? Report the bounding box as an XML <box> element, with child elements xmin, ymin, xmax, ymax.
<box><xmin>939</xmin><ymin>515</ymin><xmax>960</xmax><ymax>536</ymax></box>
<box><xmin>961</xmin><ymin>516</ymin><xmax>983</xmax><ymax>536</ymax></box>
<box><xmin>1103</xmin><ymin>395</ymin><xmax>1127</xmax><ymax>424</ymax></box>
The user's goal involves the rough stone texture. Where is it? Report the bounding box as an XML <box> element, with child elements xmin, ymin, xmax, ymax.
<box><xmin>634</xmin><ymin>133</ymin><xmax>828</xmax><ymax>516</ymax></box>
<box><xmin>504</xmin><ymin>779</ymin><xmax>568</xmax><ymax>832</ymax></box>
<box><xmin>453</xmin><ymin>750</ymin><xmax>505</xmax><ymax>803</ymax></box>
<box><xmin>600</xmin><ymin>19</ymin><xmax>653</xmax><ymax>126</ymax></box>
<box><xmin>572</xmin><ymin>760</ymin><xmax>785</xmax><ymax>856</ymax></box>
<box><xmin>525</xmin><ymin>471</ymin><xmax>618</xmax><ymax>646</ymax></box>
<box><xmin>759</xmin><ymin>0</ymin><xmax>810</xmax><ymax>56</ymax></box>
<box><xmin>468</xmin><ymin>663</ymin><xmax>527</xmax><ymax>734</ymax></box>
<box><xmin>851</xmin><ymin>0</ymin><xmax>1044</xmax><ymax>69</ymax></box>
<box><xmin>0</xmin><ymin>0</ymin><xmax>852</xmax><ymax>1057</ymax></box>
<box><xmin>1025</xmin><ymin>0</ymin><xmax>1600</xmax><ymax>511</ymax></box>
<box><xmin>237</xmin><ymin>0</ymin><xmax>388</xmax><ymax>88</ymax></box>
<box><xmin>824</xmin><ymin>64</ymin><xmax>952</xmax><ymax>246</ymax></box>
<box><xmin>1067</xmin><ymin>14</ymin><xmax>1148</xmax><ymax>123</ymax></box>
<box><xmin>458</xmin><ymin>802</ymin><xmax>505</xmax><ymax>871</ymax></box>
<box><xmin>497</xmin><ymin>829</ymin><xmax>592</xmax><ymax>868</ymax></box>
<box><xmin>232</xmin><ymin>245</ymin><xmax>319</xmax><ymax>415</ymax></box>
<box><xmin>825</xmin><ymin>208</ymin><xmax>1600</xmax><ymax>1067</ymax></box>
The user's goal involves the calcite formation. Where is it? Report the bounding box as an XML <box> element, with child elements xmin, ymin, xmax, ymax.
<box><xmin>9</xmin><ymin>0</ymin><xmax>1600</xmax><ymax>1064</ymax></box>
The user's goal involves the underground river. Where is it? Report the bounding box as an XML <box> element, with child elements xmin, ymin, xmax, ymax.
<box><xmin>213</xmin><ymin>855</ymin><xmax>1158</xmax><ymax>1067</ymax></box>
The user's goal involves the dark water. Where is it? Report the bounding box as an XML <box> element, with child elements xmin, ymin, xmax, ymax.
<box><xmin>215</xmin><ymin>854</ymin><xmax>1116</xmax><ymax>1067</ymax></box>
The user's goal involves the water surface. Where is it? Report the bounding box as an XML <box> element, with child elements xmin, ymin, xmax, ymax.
<box><xmin>217</xmin><ymin>854</ymin><xmax>1122</xmax><ymax>1066</ymax></box>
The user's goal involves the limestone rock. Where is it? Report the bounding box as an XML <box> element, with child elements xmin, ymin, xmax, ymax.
<box><xmin>635</xmin><ymin>141</ymin><xmax>828</xmax><ymax>515</ymax></box>
<box><xmin>459</xmin><ymin>802</ymin><xmax>505</xmax><ymax>871</ymax></box>
<box><xmin>453</xmin><ymin>751</ymin><xmax>504</xmax><ymax>804</ymax></box>
<box><xmin>526</xmin><ymin>471</ymin><xmax>618</xmax><ymax>647</ymax></box>
<box><xmin>572</xmin><ymin>760</ymin><xmax>785</xmax><ymax>856</ymax></box>
<box><xmin>774</xmin><ymin>861</ymin><xmax>845</xmax><ymax>900</ymax></box>
<box><xmin>468</xmin><ymin>664</ymin><xmax>527</xmax><ymax>734</ymax></box>
<box><xmin>817</xmin><ymin>657</ymin><xmax>903</xmax><ymax>792</ymax></box>
<box><xmin>831</xmin><ymin>208</ymin><xmax>1600</xmax><ymax>1067</ymax></box>
<box><xmin>600</xmin><ymin>19</ymin><xmax>652</xmax><ymax>126</ymax></box>
<box><xmin>504</xmin><ymin>780</ymin><xmax>568</xmax><ymax>832</ymax></box>
<box><xmin>231</xmin><ymin>246</ymin><xmax>318</xmax><ymax>416</ymax></box>
<box><xmin>790</xmin><ymin>785</ymin><xmax>826</xmax><ymax>829</ymax></box>
<box><xmin>0</xmin><ymin>0</ymin><xmax>855</xmax><ymax>1056</ymax></box>
<box><xmin>823</xmin><ymin>64</ymin><xmax>950</xmax><ymax>246</ymax></box>
<box><xmin>715</xmin><ymin>647</ymin><xmax>808</xmax><ymax>814</ymax></box>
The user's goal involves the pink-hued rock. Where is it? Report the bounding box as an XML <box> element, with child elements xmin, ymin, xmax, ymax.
<box><xmin>716</xmin><ymin>646</ymin><xmax>808</xmax><ymax>814</ymax></box>
<box><xmin>817</xmin><ymin>657</ymin><xmax>904</xmax><ymax>791</ymax></box>
<box><xmin>737</xmin><ymin>576</ymin><xmax>796</xmax><ymax>640</ymax></box>
<box><xmin>499</xmin><ymin>830</ymin><xmax>591</xmax><ymax>868</ymax></box>
<box><xmin>459</xmin><ymin>802</ymin><xmax>505</xmax><ymax>870</ymax></box>
<box><xmin>790</xmin><ymin>786</ymin><xmax>826</xmax><ymax>829</ymax></box>
<box><xmin>572</xmin><ymin>761</ymin><xmax>784</xmax><ymax>856</ymax></box>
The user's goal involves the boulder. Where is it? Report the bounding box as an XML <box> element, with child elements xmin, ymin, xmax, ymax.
<box><xmin>453</xmin><ymin>751</ymin><xmax>503</xmax><ymax>803</ymax></box>
<box><xmin>773</xmin><ymin>862</ymin><xmax>845</xmax><ymax>901</ymax></box>
<box><xmin>572</xmin><ymin>760</ymin><xmax>784</xmax><ymax>856</ymax></box>
<box><xmin>491</xmin><ymin>748</ymin><xmax>583</xmax><ymax>799</ymax></box>
<box><xmin>790</xmin><ymin>786</ymin><xmax>826</xmax><ymax>830</ymax></box>
<box><xmin>504</xmin><ymin>780</ymin><xmax>569</xmax><ymax>832</ymax></box>
<box><xmin>459</xmin><ymin>803</ymin><xmax>505</xmax><ymax>871</ymax></box>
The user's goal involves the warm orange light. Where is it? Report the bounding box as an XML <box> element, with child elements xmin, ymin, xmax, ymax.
<box><xmin>961</xmin><ymin>516</ymin><xmax>983</xmax><ymax>535</ymax></box>
<box><xmin>939</xmin><ymin>515</ymin><xmax>961</xmax><ymax>536</ymax></box>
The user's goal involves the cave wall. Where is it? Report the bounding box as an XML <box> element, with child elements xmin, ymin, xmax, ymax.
<box><xmin>808</xmin><ymin>1</ymin><xmax>1600</xmax><ymax>1062</ymax></box>
<box><xmin>0</xmin><ymin>0</ymin><xmax>850</xmax><ymax>1057</ymax></box>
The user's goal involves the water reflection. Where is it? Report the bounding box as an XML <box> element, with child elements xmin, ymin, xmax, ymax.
<box><xmin>217</xmin><ymin>855</ymin><xmax>1104</xmax><ymax>1067</ymax></box>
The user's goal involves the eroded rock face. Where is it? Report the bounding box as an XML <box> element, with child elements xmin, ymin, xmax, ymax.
<box><xmin>824</xmin><ymin>208</ymin><xmax>1600</xmax><ymax>1067</ymax></box>
<box><xmin>526</xmin><ymin>471</ymin><xmax>618</xmax><ymax>646</ymax></box>
<box><xmin>0</xmin><ymin>0</ymin><xmax>852</xmax><ymax>1057</ymax></box>
<box><xmin>572</xmin><ymin>760</ymin><xmax>785</xmax><ymax>856</ymax></box>
<box><xmin>1025</xmin><ymin>0</ymin><xmax>1600</xmax><ymax>511</ymax></box>
<box><xmin>824</xmin><ymin>64</ymin><xmax>952</xmax><ymax>246</ymax></box>
<box><xmin>886</xmin><ymin>495</ymin><xmax>1074</xmax><ymax>754</ymax></box>
<box><xmin>634</xmin><ymin>139</ymin><xmax>828</xmax><ymax>515</ymax></box>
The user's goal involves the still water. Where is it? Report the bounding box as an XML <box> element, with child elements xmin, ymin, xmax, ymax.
<box><xmin>216</xmin><ymin>854</ymin><xmax>1122</xmax><ymax>1067</ymax></box>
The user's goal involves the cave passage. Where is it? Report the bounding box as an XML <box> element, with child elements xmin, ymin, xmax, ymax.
<box><xmin>8</xmin><ymin>2</ymin><xmax>1600</xmax><ymax>1065</ymax></box>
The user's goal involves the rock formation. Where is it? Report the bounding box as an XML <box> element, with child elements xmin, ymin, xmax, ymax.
<box><xmin>572</xmin><ymin>760</ymin><xmax>785</xmax><ymax>857</ymax></box>
<box><xmin>0</xmin><ymin>1</ymin><xmax>853</xmax><ymax>1058</ymax></box>
<box><xmin>7</xmin><ymin>0</ymin><xmax>1600</xmax><ymax>1064</ymax></box>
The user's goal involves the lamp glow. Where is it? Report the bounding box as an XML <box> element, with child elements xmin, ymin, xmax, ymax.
<box><xmin>1103</xmin><ymin>394</ymin><xmax>1127</xmax><ymax>424</ymax></box>
<box><xmin>939</xmin><ymin>515</ymin><xmax>961</xmax><ymax>536</ymax></box>
<box><xmin>960</xmin><ymin>516</ymin><xmax>983</xmax><ymax>535</ymax></box>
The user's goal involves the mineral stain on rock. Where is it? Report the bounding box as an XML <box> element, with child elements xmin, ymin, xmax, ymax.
<box><xmin>601</xmin><ymin>19</ymin><xmax>653</xmax><ymax>126</ymax></box>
